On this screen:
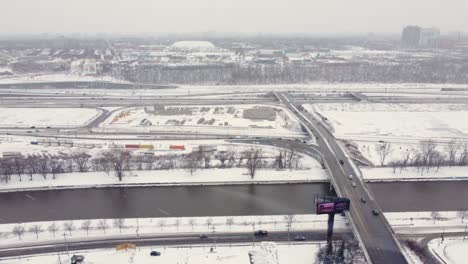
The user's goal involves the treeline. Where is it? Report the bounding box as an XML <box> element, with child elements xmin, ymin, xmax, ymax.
<box><xmin>0</xmin><ymin>147</ymin><xmax>304</xmax><ymax>183</ymax></box>
<box><xmin>375</xmin><ymin>139</ymin><xmax>468</xmax><ymax>174</ymax></box>
<box><xmin>113</xmin><ymin>59</ymin><xmax>468</xmax><ymax>84</ymax></box>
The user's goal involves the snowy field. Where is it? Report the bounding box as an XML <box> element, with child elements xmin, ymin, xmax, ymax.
<box><xmin>429</xmin><ymin>237</ymin><xmax>468</xmax><ymax>264</ymax></box>
<box><xmin>0</xmin><ymin>108</ymin><xmax>100</xmax><ymax>128</ymax></box>
<box><xmin>99</xmin><ymin>105</ymin><xmax>302</xmax><ymax>137</ymax></box>
<box><xmin>0</xmin><ymin>242</ymin><xmax>322</xmax><ymax>264</ymax></box>
<box><xmin>307</xmin><ymin>103</ymin><xmax>468</xmax><ymax>141</ymax></box>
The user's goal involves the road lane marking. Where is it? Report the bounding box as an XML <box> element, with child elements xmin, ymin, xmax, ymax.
<box><xmin>25</xmin><ymin>194</ymin><xmax>36</xmax><ymax>201</ymax></box>
<box><xmin>157</xmin><ymin>208</ymin><xmax>170</xmax><ymax>216</ymax></box>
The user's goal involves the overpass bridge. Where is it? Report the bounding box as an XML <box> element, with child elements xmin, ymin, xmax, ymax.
<box><xmin>274</xmin><ymin>92</ymin><xmax>408</xmax><ymax>264</ymax></box>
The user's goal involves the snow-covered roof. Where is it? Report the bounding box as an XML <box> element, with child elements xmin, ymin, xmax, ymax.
<box><xmin>168</xmin><ymin>41</ymin><xmax>217</xmax><ymax>52</ymax></box>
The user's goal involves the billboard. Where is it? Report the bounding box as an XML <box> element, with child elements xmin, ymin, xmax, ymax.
<box><xmin>317</xmin><ymin>202</ymin><xmax>336</xmax><ymax>214</ymax></box>
<box><xmin>316</xmin><ymin>197</ymin><xmax>350</xmax><ymax>215</ymax></box>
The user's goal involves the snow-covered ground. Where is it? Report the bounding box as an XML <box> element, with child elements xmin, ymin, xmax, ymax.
<box><xmin>361</xmin><ymin>167</ymin><xmax>468</xmax><ymax>182</ymax></box>
<box><xmin>0</xmin><ymin>242</ymin><xmax>322</xmax><ymax>264</ymax></box>
<box><xmin>0</xmin><ymin>73</ymin><xmax>128</xmax><ymax>84</ymax></box>
<box><xmin>386</xmin><ymin>211</ymin><xmax>468</xmax><ymax>234</ymax></box>
<box><xmin>0</xmin><ymin>136</ymin><xmax>327</xmax><ymax>191</ymax></box>
<box><xmin>0</xmin><ymin>214</ymin><xmax>348</xmax><ymax>247</ymax></box>
<box><xmin>99</xmin><ymin>105</ymin><xmax>303</xmax><ymax>137</ymax></box>
<box><xmin>0</xmin><ymin>108</ymin><xmax>100</xmax><ymax>128</ymax></box>
<box><xmin>0</xmin><ymin>166</ymin><xmax>328</xmax><ymax>192</ymax></box>
<box><xmin>307</xmin><ymin>103</ymin><xmax>468</xmax><ymax>141</ymax></box>
<box><xmin>1</xmin><ymin>82</ymin><xmax>467</xmax><ymax>97</ymax></box>
<box><xmin>428</xmin><ymin>237</ymin><xmax>468</xmax><ymax>264</ymax></box>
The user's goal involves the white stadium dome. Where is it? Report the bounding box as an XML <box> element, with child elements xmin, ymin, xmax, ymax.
<box><xmin>168</xmin><ymin>41</ymin><xmax>217</xmax><ymax>52</ymax></box>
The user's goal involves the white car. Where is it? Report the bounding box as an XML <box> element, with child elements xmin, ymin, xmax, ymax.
<box><xmin>348</xmin><ymin>174</ymin><xmax>353</xmax><ymax>180</ymax></box>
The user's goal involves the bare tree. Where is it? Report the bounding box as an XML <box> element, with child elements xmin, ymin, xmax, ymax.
<box><xmin>143</xmin><ymin>155</ymin><xmax>156</xmax><ymax>170</ymax></box>
<box><xmin>432</xmin><ymin>151</ymin><xmax>446</xmax><ymax>171</ymax></box>
<box><xmin>0</xmin><ymin>158</ymin><xmax>13</xmax><ymax>183</ymax></box>
<box><xmin>185</xmin><ymin>152</ymin><xmax>202</xmax><ymax>175</ymax></box>
<box><xmin>29</xmin><ymin>224</ymin><xmax>43</xmax><ymax>239</ymax></box>
<box><xmin>12</xmin><ymin>156</ymin><xmax>25</xmax><ymax>182</ymax></box>
<box><xmin>25</xmin><ymin>156</ymin><xmax>37</xmax><ymax>181</ymax></box>
<box><xmin>36</xmin><ymin>157</ymin><xmax>49</xmax><ymax>179</ymax></box>
<box><xmin>47</xmin><ymin>222</ymin><xmax>59</xmax><ymax>238</ymax></box>
<box><xmin>446</xmin><ymin>139</ymin><xmax>460</xmax><ymax>167</ymax></box>
<box><xmin>243</xmin><ymin>148</ymin><xmax>262</xmax><ymax>179</ymax></box>
<box><xmin>430</xmin><ymin>211</ymin><xmax>441</xmax><ymax>224</ymax></box>
<box><xmin>104</xmin><ymin>150</ymin><xmax>132</xmax><ymax>181</ymax></box>
<box><xmin>49</xmin><ymin>158</ymin><xmax>63</xmax><ymax>179</ymax></box>
<box><xmin>375</xmin><ymin>142</ymin><xmax>392</xmax><ymax>166</ymax></box>
<box><xmin>284</xmin><ymin>215</ymin><xmax>295</xmax><ymax>243</ymax></box>
<box><xmin>81</xmin><ymin>220</ymin><xmax>92</xmax><ymax>236</ymax></box>
<box><xmin>113</xmin><ymin>219</ymin><xmax>126</xmax><ymax>233</ymax></box>
<box><xmin>420</xmin><ymin>140</ymin><xmax>437</xmax><ymax>167</ymax></box>
<box><xmin>226</xmin><ymin>218</ymin><xmax>234</xmax><ymax>229</ymax></box>
<box><xmin>188</xmin><ymin>218</ymin><xmax>196</xmax><ymax>230</ymax></box>
<box><xmin>458</xmin><ymin>143</ymin><xmax>468</xmax><ymax>166</ymax></box>
<box><xmin>72</xmin><ymin>152</ymin><xmax>91</xmax><ymax>172</ymax></box>
<box><xmin>97</xmin><ymin>220</ymin><xmax>108</xmax><ymax>234</ymax></box>
<box><xmin>63</xmin><ymin>221</ymin><xmax>74</xmax><ymax>236</ymax></box>
<box><xmin>457</xmin><ymin>210</ymin><xmax>467</xmax><ymax>223</ymax></box>
<box><xmin>12</xmin><ymin>225</ymin><xmax>25</xmax><ymax>240</ymax></box>
<box><xmin>206</xmin><ymin>218</ymin><xmax>213</xmax><ymax>229</ymax></box>
<box><xmin>157</xmin><ymin>219</ymin><xmax>165</xmax><ymax>231</ymax></box>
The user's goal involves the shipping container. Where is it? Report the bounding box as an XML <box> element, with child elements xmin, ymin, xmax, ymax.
<box><xmin>125</xmin><ymin>144</ymin><xmax>140</xmax><ymax>149</ymax></box>
<box><xmin>169</xmin><ymin>145</ymin><xmax>185</xmax><ymax>150</ymax></box>
<box><xmin>139</xmin><ymin>144</ymin><xmax>154</xmax><ymax>150</ymax></box>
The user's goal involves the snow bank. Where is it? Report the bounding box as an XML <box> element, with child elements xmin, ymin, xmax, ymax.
<box><xmin>361</xmin><ymin>167</ymin><xmax>468</xmax><ymax>182</ymax></box>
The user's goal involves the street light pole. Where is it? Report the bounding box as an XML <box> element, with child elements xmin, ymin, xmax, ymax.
<box><xmin>62</xmin><ymin>232</ymin><xmax>69</xmax><ymax>256</ymax></box>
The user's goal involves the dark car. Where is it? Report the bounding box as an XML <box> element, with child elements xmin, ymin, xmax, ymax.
<box><xmin>254</xmin><ymin>230</ymin><xmax>268</xmax><ymax>237</ymax></box>
<box><xmin>294</xmin><ymin>235</ymin><xmax>306</xmax><ymax>241</ymax></box>
<box><xmin>150</xmin><ymin>251</ymin><xmax>161</xmax><ymax>256</ymax></box>
<box><xmin>339</xmin><ymin>160</ymin><xmax>345</xmax><ymax>165</ymax></box>
<box><xmin>71</xmin><ymin>255</ymin><xmax>84</xmax><ymax>264</ymax></box>
<box><xmin>372</xmin><ymin>209</ymin><xmax>379</xmax><ymax>216</ymax></box>
<box><xmin>199</xmin><ymin>234</ymin><xmax>208</xmax><ymax>239</ymax></box>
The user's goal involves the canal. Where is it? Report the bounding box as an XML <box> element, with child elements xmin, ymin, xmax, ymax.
<box><xmin>1</xmin><ymin>181</ymin><xmax>468</xmax><ymax>223</ymax></box>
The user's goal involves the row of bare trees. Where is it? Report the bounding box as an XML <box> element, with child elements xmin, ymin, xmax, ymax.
<box><xmin>1</xmin><ymin>147</ymin><xmax>304</xmax><ymax>183</ymax></box>
<box><xmin>374</xmin><ymin>139</ymin><xmax>468</xmax><ymax>173</ymax></box>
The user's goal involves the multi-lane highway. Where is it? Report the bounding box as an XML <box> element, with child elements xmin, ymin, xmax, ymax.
<box><xmin>275</xmin><ymin>92</ymin><xmax>408</xmax><ymax>264</ymax></box>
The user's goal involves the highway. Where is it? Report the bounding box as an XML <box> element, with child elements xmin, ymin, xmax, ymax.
<box><xmin>0</xmin><ymin>230</ymin><xmax>353</xmax><ymax>258</ymax></box>
<box><xmin>275</xmin><ymin>92</ymin><xmax>408</xmax><ymax>264</ymax></box>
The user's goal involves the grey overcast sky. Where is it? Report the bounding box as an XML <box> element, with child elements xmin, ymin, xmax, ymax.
<box><xmin>1</xmin><ymin>0</ymin><xmax>467</xmax><ymax>35</ymax></box>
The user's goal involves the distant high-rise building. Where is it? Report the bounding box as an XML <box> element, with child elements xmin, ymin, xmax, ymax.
<box><xmin>401</xmin><ymin>25</ymin><xmax>440</xmax><ymax>48</ymax></box>
<box><xmin>419</xmin><ymin>27</ymin><xmax>440</xmax><ymax>48</ymax></box>
<box><xmin>401</xmin><ymin>25</ymin><xmax>421</xmax><ymax>48</ymax></box>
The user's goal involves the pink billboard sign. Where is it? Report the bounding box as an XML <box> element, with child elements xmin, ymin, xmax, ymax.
<box><xmin>317</xmin><ymin>202</ymin><xmax>335</xmax><ymax>214</ymax></box>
